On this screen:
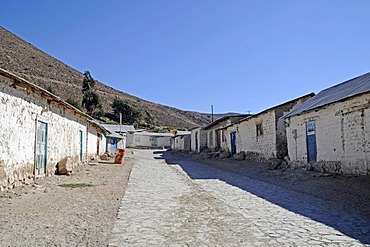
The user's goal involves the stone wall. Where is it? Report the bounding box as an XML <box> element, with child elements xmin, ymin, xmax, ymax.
<box><xmin>190</xmin><ymin>128</ymin><xmax>207</xmax><ymax>153</ymax></box>
<box><xmin>236</xmin><ymin>111</ymin><xmax>278</xmax><ymax>161</ymax></box>
<box><xmin>0</xmin><ymin>72</ymin><xmax>103</xmax><ymax>189</ymax></box>
<box><xmin>286</xmin><ymin>93</ymin><xmax>370</xmax><ymax>175</ymax></box>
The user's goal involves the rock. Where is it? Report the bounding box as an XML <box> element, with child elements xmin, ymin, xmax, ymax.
<box><xmin>213</xmin><ymin>152</ymin><xmax>221</xmax><ymax>158</ymax></box>
<box><xmin>268</xmin><ymin>158</ymin><xmax>283</xmax><ymax>170</ymax></box>
<box><xmin>14</xmin><ymin>181</ymin><xmax>22</xmax><ymax>188</ymax></box>
<box><xmin>219</xmin><ymin>151</ymin><xmax>231</xmax><ymax>159</ymax></box>
<box><xmin>233</xmin><ymin>151</ymin><xmax>246</xmax><ymax>161</ymax></box>
<box><xmin>24</xmin><ymin>177</ymin><xmax>31</xmax><ymax>185</ymax></box>
<box><xmin>88</xmin><ymin>162</ymin><xmax>99</xmax><ymax>166</ymax></box>
<box><xmin>100</xmin><ymin>154</ymin><xmax>108</xmax><ymax>160</ymax></box>
<box><xmin>198</xmin><ymin>152</ymin><xmax>213</xmax><ymax>160</ymax></box>
<box><xmin>57</xmin><ymin>157</ymin><xmax>74</xmax><ymax>175</ymax></box>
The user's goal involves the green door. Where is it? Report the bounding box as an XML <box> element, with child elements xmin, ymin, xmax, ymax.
<box><xmin>151</xmin><ymin>137</ymin><xmax>158</xmax><ymax>147</ymax></box>
<box><xmin>79</xmin><ymin>130</ymin><xmax>83</xmax><ymax>161</ymax></box>
<box><xmin>35</xmin><ymin>120</ymin><xmax>48</xmax><ymax>175</ymax></box>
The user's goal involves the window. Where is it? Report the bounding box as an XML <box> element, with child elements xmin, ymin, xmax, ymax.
<box><xmin>256</xmin><ymin>123</ymin><xmax>263</xmax><ymax>137</ymax></box>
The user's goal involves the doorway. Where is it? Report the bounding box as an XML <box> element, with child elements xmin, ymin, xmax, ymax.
<box><xmin>230</xmin><ymin>131</ymin><xmax>237</xmax><ymax>155</ymax></box>
<box><xmin>306</xmin><ymin>120</ymin><xmax>317</xmax><ymax>163</ymax></box>
<box><xmin>35</xmin><ymin>120</ymin><xmax>48</xmax><ymax>176</ymax></box>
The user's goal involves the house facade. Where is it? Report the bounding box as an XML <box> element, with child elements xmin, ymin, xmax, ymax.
<box><xmin>0</xmin><ymin>68</ymin><xmax>107</xmax><ymax>189</ymax></box>
<box><xmin>101</xmin><ymin>124</ymin><xmax>133</xmax><ymax>153</ymax></box>
<box><xmin>284</xmin><ymin>72</ymin><xmax>370</xmax><ymax>175</ymax></box>
<box><xmin>190</xmin><ymin>127</ymin><xmax>207</xmax><ymax>153</ymax></box>
<box><xmin>204</xmin><ymin>115</ymin><xmax>250</xmax><ymax>151</ymax></box>
<box><xmin>171</xmin><ymin>131</ymin><xmax>191</xmax><ymax>151</ymax></box>
<box><xmin>126</xmin><ymin>131</ymin><xmax>173</xmax><ymax>148</ymax></box>
<box><xmin>224</xmin><ymin>93</ymin><xmax>314</xmax><ymax>161</ymax></box>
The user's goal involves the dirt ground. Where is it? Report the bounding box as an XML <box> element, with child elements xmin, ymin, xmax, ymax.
<box><xmin>0</xmin><ymin>157</ymin><xmax>133</xmax><ymax>247</ymax></box>
<box><xmin>174</xmin><ymin>151</ymin><xmax>370</xmax><ymax>221</ymax></box>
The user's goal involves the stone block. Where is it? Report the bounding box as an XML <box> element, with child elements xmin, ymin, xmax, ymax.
<box><xmin>233</xmin><ymin>151</ymin><xmax>246</xmax><ymax>161</ymax></box>
<box><xmin>220</xmin><ymin>151</ymin><xmax>231</xmax><ymax>159</ymax></box>
<box><xmin>268</xmin><ymin>158</ymin><xmax>283</xmax><ymax>170</ymax></box>
<box><xmin>100</xmin><ymin>154</ymin><xmax>108</xmax><ymax>160</ymax></box>
<box><xmin>57</xmin><ymin>157</ymin><xmax>74</xmax><ymax>175</ymax></box>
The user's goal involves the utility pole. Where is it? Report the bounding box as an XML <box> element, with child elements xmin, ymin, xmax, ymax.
<box><xmin>211</xmin><ymin>105</ymin><xmax>214</xmax><ymax>122</ymax></box>
<box><xmin>119</xmin><ymin>113</ymin><xmax>122</xmax><ymax>134</ymax></box>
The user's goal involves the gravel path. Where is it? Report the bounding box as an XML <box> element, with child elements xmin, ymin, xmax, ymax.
<box><xmin>0</xmin><ymin>157</ymin><xmax>133</xmax><ymax>247</ymax></box>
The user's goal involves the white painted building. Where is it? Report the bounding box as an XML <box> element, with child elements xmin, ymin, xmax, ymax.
<box><xmin>225</xmin><ymin>94</ymin><xmax>314</xmax><ymax>160</ymax></box>
<box><xmin>101</xmin><ymin>124</ymin><xmax>133</xmax><ymax>153</ymax></box>
<box><xmin>203</xmin><ymin>115</ymin><xmax>250</xmax><ymax>151</ymax></box>
<box><xmin>190</xmin><ymin>127</ymin><xmax>207</xmax><ymax>153</ymax></box>
<box><xmin>0</xmin><ymin>68</ymin><xmax>107</xmax><ymax>189</ymax></box>
<box><xmin>284</xmin><ymin>72</ymin><xmax>370</xmax><ymax>175</ymax></box>
<box><xmin>171</xmin><ymin>131</ymin><xmax>191</xmax><ymax>151</ymax></box>
<box><xmin>126</xmin><ymin>131</ymin><xmax>173</xmax><ymax>148</ymax></box>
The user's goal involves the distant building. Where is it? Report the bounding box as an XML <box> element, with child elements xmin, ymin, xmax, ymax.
<box><xmin>101</xmin><ymin>124</ymin><xmax>134</xmax><ymax>153</ymax></box>
<box><xmin>203</xmin><ymin>115</ymin><xmax>250</xmax><ymax>151</ymax></box>
<box><xmin>190</xmin><ymin>127</ymin><xmax>207</xmax><ymax>153</ymax></box>
<box><xmin>171</xmin><ymin>131</ymin><xmax>191</xmax><ymax>151</ymax></box>
<box><xmin>126</xmin><ymin>131</ymin><xmax>173</xmax><ymax>148</ymax></box>
<box><xmin>284</xmin><ymin>72</ymin><xmax>370</xmax><ymax>175</ymax></box>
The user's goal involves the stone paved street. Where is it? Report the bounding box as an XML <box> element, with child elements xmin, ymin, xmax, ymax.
<box><xmin>109</xmin><ymin>150</ymin><xmax>370</xmax><ymax>246</ymax></box>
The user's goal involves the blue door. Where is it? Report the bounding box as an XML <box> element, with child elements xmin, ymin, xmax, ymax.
<box><xmin>306</xmin><ymin>120</ymin><xmax>317</xmax><ymax>163</ymax></box>
<box><xmin>110</xmin><ymin>138</ymin><xmax>118</xmax><ymax>153</ymax></box>
<box><xmin>230</xmin><ymin>131</ymin><xmax>237</xmax><ymax>155</ymax></box>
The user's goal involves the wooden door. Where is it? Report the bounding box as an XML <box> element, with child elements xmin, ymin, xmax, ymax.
<box><xmin>35</xmin><ymin>120</ymin><xmax>47</xmax><ymax>175</ymax></box>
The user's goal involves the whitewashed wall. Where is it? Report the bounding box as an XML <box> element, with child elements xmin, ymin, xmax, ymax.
<box><xmin>190</xmin><ymin>128</ymin><xmax>207</xmax><ymax>153</ymax></box>
<box><xmin>286</xmin><ymin>93</ymin><xmax>370</xmax><ymax>175</ymax></box>
<box><xmin>230</xmin><ymin>111</ymin><xmax>277</xmax><ymax>160</ymax></box>
<box><xmin>127</xmin><ymin>133</ymin><xmax>171</xmax><ymax>148</ymax></box>
<box><xmin>173</xmin><ymin>135</ymin><xmax>191</xmax><ymax>151</ymax></box>
<box><xmin>0</xmin><ymin>73</ymin><xmax>104</xmax><ymax>189</ymax></box>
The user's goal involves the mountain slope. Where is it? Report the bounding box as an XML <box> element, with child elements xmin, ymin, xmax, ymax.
<box><xmin>0</xmin><ymin>26</ymin><xmax>212</xmax><ymax>129</ymax></box>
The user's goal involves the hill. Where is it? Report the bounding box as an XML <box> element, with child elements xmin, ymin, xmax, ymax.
<box><xmin>0</xmin><ymin>26</ymin><xmax>214</xmax><ymax>129</ymax></box>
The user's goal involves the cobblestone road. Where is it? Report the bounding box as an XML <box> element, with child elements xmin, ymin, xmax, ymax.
<box><xmin>109</xmin><ymin>150</ymin><xmax>370</xmax><ymax>246</ymax></box>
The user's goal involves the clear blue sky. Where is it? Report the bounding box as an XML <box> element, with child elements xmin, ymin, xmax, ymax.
<box><xmin>1</xmin><ymin>0</ymin><xmax>370</xmax><ymax>114</ymax></box>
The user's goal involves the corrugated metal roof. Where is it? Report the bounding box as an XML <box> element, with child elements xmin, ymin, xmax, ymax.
<box><xmin>175</xmin><ymin>131</ymin><xmax>191</xmax><ymax>136</ymax></box>
<box><xmin>101</xmin><ymin>124</ymin><xmax>135</xmax><ymax>133</ymax></box>
<box><xmin>284</xmin><ymin>72</ymin><xmax>370</xmax><ymax>118</ymax></box>
<box><xmin>133</xmin><ymin>131</ymin><xmax>174</xmax><ymax>137</ymax></box>
<box><xmin>203</xmin><ymin>114</ymin><xmax>251</xmax><ymax>130</ymax></box>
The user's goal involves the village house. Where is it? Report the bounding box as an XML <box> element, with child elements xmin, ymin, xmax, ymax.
<box><xmin>284</xmin><ymin>72</ymin><xmax>370</xmax><ymax>175</ymax></box>
<box><xmin>190</xmin><ymin>127</ymin><xmax>207</xmax><ymax>153</ymax></box>
<box><xmin>224</xmin><ymin>93</ymin><xmax>314</xmax><ymax>160</ymax></box>
<box><xmin>126</xmin><ymin>131</ymin><xmax>173</xmax><ymax>148</ymax></box>
<box><xmin>0</xmin><ymin>68</ymin><xmax>107</xmax><ymax>189</ymax></box>
<box><xmin>203</xmin><ymin>115</ymin><xmax>250</xmax><ymax>151</ymax></box>
<box><xmin>101</xmin><ymin>124</ymin><xmax>135</xmax><ymax>153</ymax></box>
<box><xmin>171</xmin><ymin>131</ymin><xmax>191</xmax><ymax>151</ymax></box>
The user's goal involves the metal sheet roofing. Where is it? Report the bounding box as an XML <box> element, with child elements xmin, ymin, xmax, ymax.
<box><xmin>101</xmin><ymin>124</ymin><xmax>135</xmax><ymax>133</ymax></box>
<box><xmin>284</xmin><ymin>72</ymin><xmax>370</xmax><ymax>118</ymax></box>
<box><xmin>133</xmin><ymin>131</ymin><xmax>174</xmax><ymax>137</ymax></box>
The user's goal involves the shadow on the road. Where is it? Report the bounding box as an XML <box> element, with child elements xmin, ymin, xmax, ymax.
<box><xmin>160</xmin><ymin>151</ymin><xmax>370</xmax><ymax>245</ymax></box>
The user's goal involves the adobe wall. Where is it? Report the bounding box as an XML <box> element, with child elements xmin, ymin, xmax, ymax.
<box><xmin>0</xmin><ymin>73</ymin><xmax>92</xmax><ymax>189</ymax></box>
<box><xmin>286</xmin><ymin>93</ymin><xmax>370</xmax><ymax>175</ymax></box>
